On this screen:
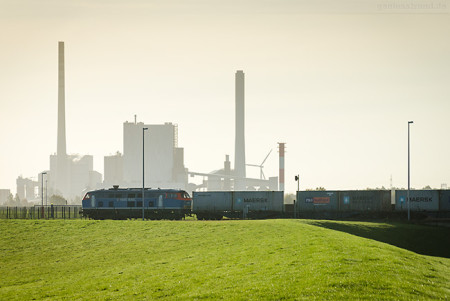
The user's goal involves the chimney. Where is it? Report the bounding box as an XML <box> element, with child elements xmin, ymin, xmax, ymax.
<box><xmin>57</xmin><ymin>41</ymin><xmax>66</xmax><ymax>157</ymax></box>
<box><xmin>56</xmin><ymin>41</ymin><xmax>68</xmax><ymax>197</ymax></box>
<box><xmin>234</xmin><ymin>70</ymin><xmax>246</xmax><ymax>190</ymax></box>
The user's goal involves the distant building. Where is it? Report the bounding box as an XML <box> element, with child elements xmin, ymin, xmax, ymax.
<box><xmin>16</xmin><ymin>176</ymin><xmax>38</xmax><ymax>201</ymax></box>
<box><xmin>48</xmin><ymin>154</ymin><xmax>102</xmax><ymax>200</ymax></box>
<box><xmin>104</xmin><ymin>152</ymin><xmax>124</xmax><ymax>187</ymax></box>
<box><xmin>122</xmin><ymin>120</ymin><xmax>187</xmax><ymax>189</ymax></box>
<box><xmin>0</xmin><ymin>189</ymin><xmax>11</xmax><ymax>205</ymax></box>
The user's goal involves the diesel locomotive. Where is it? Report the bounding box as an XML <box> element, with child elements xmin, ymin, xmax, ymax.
<box><xmin>81</xmin><ymin>186</ymin><xmax>191</xmax><ymax>220</ymax></box>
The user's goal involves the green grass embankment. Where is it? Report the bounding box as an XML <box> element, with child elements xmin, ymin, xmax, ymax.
<box><xmin>305</xmin><ymin>219</ymin><xmax>450</xmax><ymax>258</ymax></box>
<box><xmin>0</xmin><ymin>219</ymin><xmax>449</xmax><ymax>300</ymax></box>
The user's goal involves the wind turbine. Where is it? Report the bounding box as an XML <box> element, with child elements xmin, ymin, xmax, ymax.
<box><xmin>246</xmin><ymin>149</ymin><xmax>272</xmax><ymax>180</ymax></box>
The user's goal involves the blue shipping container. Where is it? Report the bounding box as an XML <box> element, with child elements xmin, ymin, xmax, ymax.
<box><xmin>395</xmin><ymin>190</ymin><xmax>439</xmax><ymax>211</ymax></box>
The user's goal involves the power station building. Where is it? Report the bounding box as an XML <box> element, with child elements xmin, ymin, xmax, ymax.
<box><xmin>16</xmin><ymin>176</ymin><xmax>38</xmax><ymax>201</ymax></box>
<box><xmin>104</xmin><ymin>120</ymin><xmax>188</xmax><ymax>190</ymax></box>
<box><xmin>0</xmin><ymin>189</ymin><xmax>11</xmax><ymax>205</ymax></box>
<box><xmin>103</xmin><ymin>152</ymin><xmax>124</xmax><ymax>188</ymax></box>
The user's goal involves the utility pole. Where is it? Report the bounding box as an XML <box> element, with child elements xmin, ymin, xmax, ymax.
<box><xmin>142</xmin><ymin>127</ymin><xmax>148</xmax><ymax>221</ymax></box>
<box><xmin>41</xmin><ymin>172</ymin><xmax>47</xmax><ymax>218</ymax></box>
<box><xmin>407</xmin><ymin>121</ymin><xmax>413</xmax><ymax>221</ymax></box>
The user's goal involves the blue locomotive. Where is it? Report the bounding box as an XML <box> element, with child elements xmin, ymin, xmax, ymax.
<box><xmin>81</xmin><ymin>186</ymin><xmax>191</xmax><ymax>220</ymax></box>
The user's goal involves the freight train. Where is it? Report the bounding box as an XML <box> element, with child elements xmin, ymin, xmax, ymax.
<box><xmin>81</xmin><ymin>186</ymin><xmax>450</xmax><ymax>220</ymax></box>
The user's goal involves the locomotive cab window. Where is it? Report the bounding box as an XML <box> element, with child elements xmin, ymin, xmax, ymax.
<box><xmin>98</xmin><ymin>201</ymin><xmax>103</xmax><ymax>207</ymax></box>
<box><xmin>108</xmin><ymin>201</ymin><xmax>114</xmax><ymax>207</ymax></box>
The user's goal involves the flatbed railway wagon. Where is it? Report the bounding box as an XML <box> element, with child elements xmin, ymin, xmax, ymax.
<box><xmin>82</xmin><ymin>186</ymin><xmax>192</xmax><ymax>220</ymax></box>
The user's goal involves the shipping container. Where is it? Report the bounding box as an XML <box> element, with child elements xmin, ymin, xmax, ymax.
<box><xmin>439</xmin><ymin>190</ymin><xmax>450</xmax><ymax>211</ymax></box>
<box><xmin>192</xmin><ymin>191</ymin><xmax>232</xmax><ymax>213</ymax></box>
<box><xmin>192</xmin><ymin>191</ymin><xmax>284</xmax><ymax>219</ymax></box>
<box><xmin>395</xmin><ymin>190</ymin><xmax>439</xmax><ymax>211</ymax></box>
<box><xmin>339</xmin><ymin>190</ymin><xmax>391</xmax><ymax>212</ymax></box>
<box><xmin>296</xmin><ymin>191</ymin><xmax>339</xmax><ymax>212</ymax></box>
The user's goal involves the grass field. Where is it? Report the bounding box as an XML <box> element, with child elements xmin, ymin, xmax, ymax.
<box><xmin>1</xmin><ymin>219</ymin><xmax>449</xmax><ymax>300</ymax></box>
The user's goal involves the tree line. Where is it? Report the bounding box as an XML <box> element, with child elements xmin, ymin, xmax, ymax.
<box><xmin>2</xmin><ymin>193</ymin><xmax>69</xmax><ymax>206</ymax></box>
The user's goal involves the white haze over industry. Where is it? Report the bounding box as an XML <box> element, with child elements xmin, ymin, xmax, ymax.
<box><xmin>0</xmin><ymin>0</ymin><xmax>449</xmax><ymax>195</ymax></box>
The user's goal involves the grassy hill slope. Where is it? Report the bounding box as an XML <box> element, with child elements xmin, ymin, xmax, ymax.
<box><xmin>1</xmin><ymin>219</ymin><xmax>449</xmax><ymax>300</ymax></box>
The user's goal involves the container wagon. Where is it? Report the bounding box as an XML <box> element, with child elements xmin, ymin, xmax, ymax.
<box><xmin>295</xmin><ymin>189</ymin><xmax>450</xmax><ymax>219</ymax></box>
<box><xmin>193</xmin><ymin>191</ymin><xmax>284</xmax><ymax>219</ymax></box>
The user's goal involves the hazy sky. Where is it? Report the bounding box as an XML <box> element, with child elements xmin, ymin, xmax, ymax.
<box><xmin>1</xmin><ymin>0</ymin><xmax>449</xmax><ymax>195</ymax></box>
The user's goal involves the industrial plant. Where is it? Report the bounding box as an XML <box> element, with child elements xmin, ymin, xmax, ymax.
<box><xmin>11</xmin><ymin>42</ymin><xmax>283</xmax><ymax>204</ymax></box>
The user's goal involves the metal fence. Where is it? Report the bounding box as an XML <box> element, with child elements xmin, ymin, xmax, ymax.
<box><xmin>0</xmin><ymin>205</ymin><xmax>83</xmax><ymax>219</ymax></box>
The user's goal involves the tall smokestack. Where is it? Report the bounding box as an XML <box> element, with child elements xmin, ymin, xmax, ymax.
<box><xmin>56</xmin><ymin>41</ymin><xmax>68</xmax><ymax>196</ymax></box>
<box><xmin>234</xmin><ymin>70</ymin><xmax>246</xmax><ymax>190</ymax></box>
<box><xmin>57</xmin><ymin>41</ymin><xmax>66</xmax><ymax>157</ymax></box>
<box><xmin>278</xmin><ymin>143</ymin><xmax>285</xmax><ymax>191</ymax></box>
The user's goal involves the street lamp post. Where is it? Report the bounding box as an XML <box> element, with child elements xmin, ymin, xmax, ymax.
<box><xmin>294</xmin><ymin>175</ymin><xmax>300</xmax><ymax>219</ymax></box>
<box><xmin>142</xmin><ymin>127</ymin><xmax>148</xmax><ymax>221</ymax></box>
<box><xmin>407</xmin><ymin>121</ymin><xmax>413</xmax><ymax>221</ymax></box>
<box><xmin>41</xmin><ymin>172</ymin><xmax>47</xmax><ymax>218</ymax></box>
